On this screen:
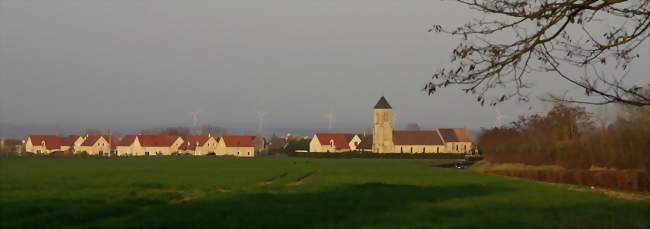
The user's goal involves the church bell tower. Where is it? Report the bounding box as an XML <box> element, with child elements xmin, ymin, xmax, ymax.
<box><xmin>372</xmin><ymin>96</ymin><xmax>394</xmax><ymax>153</ymax></box>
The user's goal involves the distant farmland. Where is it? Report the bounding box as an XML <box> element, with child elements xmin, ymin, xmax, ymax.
<box><xmin>0</xmin><ymin>157</ymin><xmax>647</xmax><ymax>228</ymax></box>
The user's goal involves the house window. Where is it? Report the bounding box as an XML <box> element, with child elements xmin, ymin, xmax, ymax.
<box><xmin>423</xmin><ymin>147</ymin><xmax>425</xmax><ymax>153</ymax></box>
<box><xmin>437</xmin><ymin>147</ymin><xmax>440</xmax><ymax>153</ymax></box>
<box><xmin>456</xmin><ymin>145</ymin><xmax>459</xmax><ymax>151</ymax></box>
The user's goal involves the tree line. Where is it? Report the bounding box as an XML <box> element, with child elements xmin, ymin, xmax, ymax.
<box><xmin>477</xmin><ymin>102</ymin><xmax>650</xmax><ymax>170</ymax></box>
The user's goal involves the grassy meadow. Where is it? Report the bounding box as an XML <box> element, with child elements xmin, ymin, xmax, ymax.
<box><xmin>0</xmin><ymin>157</ymin><xmax>648</xmax><ymax>228</ymax></box>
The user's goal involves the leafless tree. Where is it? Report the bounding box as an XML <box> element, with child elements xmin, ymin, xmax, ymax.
<box><xmin>425</xmin><ymin>0</ymin><xmax>650</xmax><ymax>106</ymax></box>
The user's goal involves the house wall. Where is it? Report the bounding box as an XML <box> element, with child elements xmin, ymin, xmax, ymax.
<box><xmin>141</xmin><ymin>146</ymin><xmax>174</xmax><ymax>156</ymax></box>
<box><xmin>309</xmin><ymin>136</ymin><xmax>325</xmax><ymax>152</ymax></box>
<box><xmin>60</xmin><ymin>145</ymin><xmax>72</xmax><ymax>152</ymax></box>
<box><xmin>395</xmin><ymin>145</ymin><xmax>446</xmax><ymax>154</ymax></box>
<box><xmin>195</xmin><ymin>137</ymin><xmax>219</xmax><ymax>155</ymax></box>
<box><xmin>25</xmin><ymin>138</ymin><xmax>51</xmax><ymax>154</ymax></box>
<box><xmin>309</xmin><ymin>136</ymin><xmax>346</xmax><ymax>153</ymax></box>
<box><xmin>216</xmin><ymin>140</ymin><xmax>255</xmax><ymax>157</ymax></box>
<box><xmin>184</xmin><ymin>137</ymin><xmax>219</xmax><ymax>156</ymax></box>
<box><xmin>77</xmin><ymin>138</ymin><xmax>111</xmax><ymax>155</ymax></box>
<box><xmin>224</xmin><ymin>147</ymin><xmax>255</xmax><ymax>157</ymax></box>
<box><xmin>445</xmin><ymin>142</ymin><xmax>472</xmax><ymax>154</ymax></box>
<box><xmin>117</xmin><ymin>138</ymin><xmax>143</xmax><ymax>156</ymax></box>
<box><xmin>69</xmin><ymin>137</ymin><xmax>86</xmax><ymax>153</ymax></box>
<box><xmin>348</xmin><ymin>135</ymin><xmax>362</xmax><ymax>151</ymax></box>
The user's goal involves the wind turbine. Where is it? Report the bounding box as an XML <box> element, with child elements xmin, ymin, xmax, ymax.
<box><xmin>189</xmin><ymin>109</ymin><xmax>202</xmax><ymax>131</ymax></box>
<box><xmin>325</xmin><ymin>111</ymin><xmax>335</xmax><ymax>130</ymax></box>
<box><xmin>495</xmin><ymin>109</ymin><xmax>508</xmax><ymax>127</ymax></box>
<box><xmin>256</xmin><ymin>111</ymin><xmax>267</xmax><ymax>134</ymax></box>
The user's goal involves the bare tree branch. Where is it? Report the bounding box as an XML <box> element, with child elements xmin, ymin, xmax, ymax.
<box><xmin>426</xmin><ymin>0</ymin><xmax>650</xmax><ymax>106</ymax></box>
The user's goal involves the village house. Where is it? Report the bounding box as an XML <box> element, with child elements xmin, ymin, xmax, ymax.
<box><xmin>25</xmin><ymin>135</ymin><xmax>62</xmax><ymax>154</ymax></box>
<box><xmin>178</xmin><ymin>134</ymin><xmax>219</xmax><ymax>156</ymax></box>
<box><xmin>217</xmin><ymin>135</ymin><xmax>255</xmax><ymax>157</ymax></box>
<box><xmin>76</xmin><ymin>135</ymin><xmax>115</xmax><ymax>156</ymax></box>
<box><xmin>344</xmin><ymin>134</ymin><xmax>363</xmax><ymax>151</ymax></box>
<box><xmin>116</xmin><ymin>134</ymin><xmax>183</xmax><ymax>156</ymax></box>
<box><xmin>309</xmin><ymin>133</ymin><xmax>351</xmax><ymax>153</ymax></box>
<box><xmin>60</xmin><ymin>135</ymin><xmax>85</xmax><ymax>153</ymax></box>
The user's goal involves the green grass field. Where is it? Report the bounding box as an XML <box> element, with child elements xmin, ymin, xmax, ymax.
<box><xmin>1</xmin><ymin>157</ymin><xmax>648</xmax><ymax>228</ymax></box>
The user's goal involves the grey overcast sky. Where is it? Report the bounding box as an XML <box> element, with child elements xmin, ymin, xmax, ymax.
<box><xmin>1</xmin><ymin>0</ymin><xmax>648</xmax><ymax>133</ymax></box>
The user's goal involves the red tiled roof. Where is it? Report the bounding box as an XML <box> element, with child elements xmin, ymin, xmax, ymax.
<box><xmin>28</xmin><ymin>135</ymin><xmax>61</xmax><ymax>150</ymax></box>
<box><xmin>137</xmin><ymin>135</ymin><xmax>179</xmax><ymax>147</ymax></box>
<box><xmin>81</xmin><ymin>135</ymin><xmax>109</xmax><ymax>146</ymax></box>
<box><xmin>60</xmin><ymin>135</ymin><xmax>81</xmax><ymax>146</ymax></box>
<box><xmin>118</xmin><ymin>135</ymin><xmax>137</xmax><ymax>146</ymax></box>
<box><xmin>117</xmin><ymin>134</ymin><xmax>179</xmax><ymax>147</ymax></box>
<box><xmin>453</xmin><ymin>128</ymin><xmax>471</xmax><ymax>142</ymax></box>
<box><xmin>393</xmin><ymin>131</ymin><xmax>444</xmax><ymax>146</ymax></box>
<box><xmin>107</xmin><ymin>136</ymin><xmax>119</xmax><ymax>148</ymax></box>
<box><xmin>438</xmin><ymin>128</ymin><xmax>471</xmax><ymax>142</ymax></box>
<box><xmin>179</xmin><ymin>142</ymin><xmax>196</xmax><ymax>150</ymax></box>
<box><xmin>221</xmin><ymin>135</ymin><xmax>254</xmax><ymax>147</ymax></box>
<box><xmin>185</xmin><ymin>135</ymin><xmax>211</xmax><ymax>146</ymax></box>
<box><xmin>179</xmin><ymin>135</ymin><xmax>212</xmax><ymax>151</ymax></box>
<box><xmin>314</xmin><ymin>133</ymin><xmax>350</xmax><ymax>149</ymax></box>
<box><xmin>437</xmin><ymin>129</ymin><xmax>459</xmax><ymax>142</ymax></box>
<box><xmin>343</xmin><ymin>134</ymin><xmax>360</xmax><ymax>142</ymax></box>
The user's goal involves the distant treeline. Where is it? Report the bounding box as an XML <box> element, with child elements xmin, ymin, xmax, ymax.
<box><xmin>478</xmin><ymin>103</ymin><xmax>650</xmax><ymax>170</ymax></box>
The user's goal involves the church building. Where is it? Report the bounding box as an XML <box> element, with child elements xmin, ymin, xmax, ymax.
<box><xmin>371</xmin><ymin>96</ymin><xmax>471</xmax><ymax>154</ymax></box>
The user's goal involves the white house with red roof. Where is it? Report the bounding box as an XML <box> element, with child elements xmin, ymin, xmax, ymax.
<box><xmin>309</xmin><ymin>133</ymin><xmax>353</xmax><ymax>153</ymax></box>
<box><xmin>76</xmin><ymin>135</ymin><xmax>115</xmax><ymax>156</ymax></box>
<box><xmin>217</xmin><ymin>135</ymin><xmax>255</xmax><ymax>157</ymax></box>
<box><xmin>60</xmin><ymin>135</ymin><xmax>85</xmax><ymax>153</ymax></box>
<box><xmin>116</xmin><ymin>134</ymin><xmax>183</xmax><ymax>156</ymax></box>
<box><xmin>24</xmin><ymin>135</ymin><xmax>87</xmax><ymax>155</ymax></box>
<box><xmin>25</xmin><ymin>135</ymin><xmax>62</xmax><ymax>154</ymax></box>
<box><xmin>179</xmin><ymin>134</ymin><xmax>219</xmax><ymax>156</ymax></box>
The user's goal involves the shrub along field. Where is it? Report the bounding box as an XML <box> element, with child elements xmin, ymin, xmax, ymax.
<box><xmin>0</xmin><ymin>157</ymin><xmax>648</xmax><ymax>228</ymax></box>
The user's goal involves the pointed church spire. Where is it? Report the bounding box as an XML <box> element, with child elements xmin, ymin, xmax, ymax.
<box><xmin>374</xmin><ymin>96</ymin><xmax>392</xmax><ymax>109</ymax></box>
